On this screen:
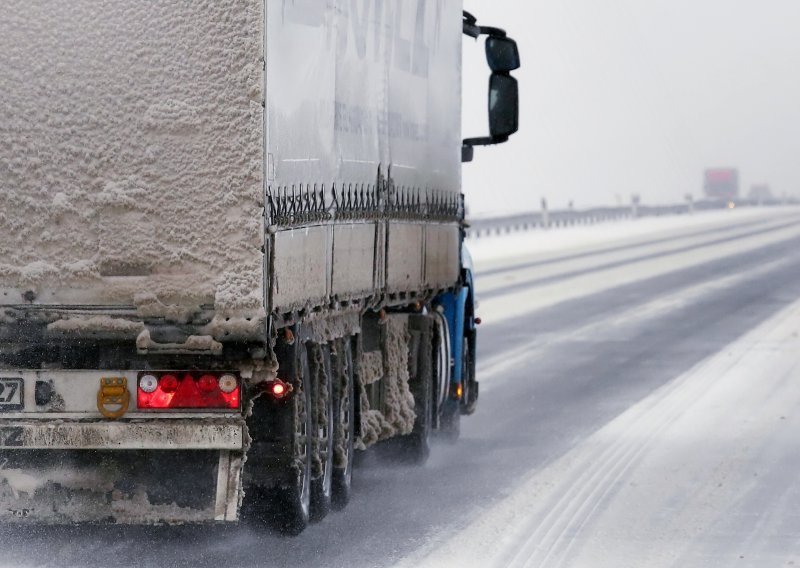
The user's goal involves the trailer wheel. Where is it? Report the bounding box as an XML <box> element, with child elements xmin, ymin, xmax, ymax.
<box><xmin>309</xmin><ymin>343</ymin><xmax>334</xmax><ymax>522</ymax></box>
<box><xmin>256</xmin><ymin>337</ymin><xmax>312</xmax><ymax>536</ymax></box>
<box><xmin>391</xmin><ymin>314</ymin><xmax>434</xmax><ymax>464</ymax></box>
<box><xmin>331</xmin><ymin>336</ymin><xmax>355</xmax><ymax>510</ymax></box>
<box><xmin>404</xmin><ymin>345</ymin><xmax>433</xmax><ymax>464</ymax></box>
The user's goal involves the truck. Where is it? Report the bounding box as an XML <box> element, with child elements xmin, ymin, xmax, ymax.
<box><xmin>703</xmin><ymin>168</ymin><xmax>740</xmax><ymax>203</ymax></box>
<box><xmin>0</xmin><ymin>1</ymin><xmax>519</xmax><ymax>534</ymax></box>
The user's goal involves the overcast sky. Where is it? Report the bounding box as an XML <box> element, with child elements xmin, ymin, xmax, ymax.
<box><xmin>461</xmin><ymin>0</ymin><xmax>800</xmax><ymax>215</ymax></box>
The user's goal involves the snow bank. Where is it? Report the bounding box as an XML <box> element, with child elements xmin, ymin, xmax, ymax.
<box><xmin>466</xmin><ymin>207</ymin><xmax>800</xmax><ymax>269</ymax></box>
<box><xmin>0</xmin><ymin>2</ymin><xmax>264</xmax><ymax>316</ymax></box>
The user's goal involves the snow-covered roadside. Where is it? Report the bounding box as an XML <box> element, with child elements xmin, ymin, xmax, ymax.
<box><xmin>395</xmin><ymin>297</ymin><xmax>800</xmax><ymax>568</ymax></box>
<box><xmin>472</xmin><ymin>212</ymin><xmax>800</xmax><ymax>326</ymax></box>
<box><xmin>475</xmin><ymin>212</ymin><xmax>796</xmax><ymax>298</ymax></box>
<box><xmin>466</xmin><ymin>206</ymin><xmax>800</xmax><ymax>271</ymax></box>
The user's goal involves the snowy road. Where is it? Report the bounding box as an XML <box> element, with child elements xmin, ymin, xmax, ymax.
<box><xmin>4</xmin><ymin>208</ymin><xmax>800</xmax><ymax>568</ymax></box>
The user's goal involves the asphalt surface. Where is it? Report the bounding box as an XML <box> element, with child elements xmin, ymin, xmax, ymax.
<box><xmin>3</xmin><ymin>210</ymin><xmax>800</xmax><ymax>568</ymax></box>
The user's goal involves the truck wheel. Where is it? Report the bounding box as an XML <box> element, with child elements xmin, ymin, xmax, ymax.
<box><xmin>439</xmin><ymin>399</ymin><xmax>461</xmax><ymax>443</ymax></box>
<box><xmin>405</xmin><ymin>348</ymin><xmax>433</xmax><ymax>464</ymax></box>
<box><xmin>432</xmin><ymin>312</ymin><xmax>460</xmax><ymax>443</ymax></box>
<box><xmin>460</xmin><ymin>338</ymin><xmax>478</xmax><ymax>416</ymax></box>
<box><xmin>331</xmin><ymin>337</ymin><xmax>355</xmax><ymax>510</ymax></box>
<box><xmin>432</xmin><ymin>311</ymin><xmax>451</xmax><ymax>414</ymax></box>
<box><xmin>391</xmin><ymin>314</ymin><xmax>433</xmax><ymax>464</ymax></box>
<box><xmin>266</xmin><ymin>338</ymin><xmax>312</xmax><ymax>535</ymax></box>
<box><xmin>309</xmin><ymin>343</ymin><xmax>334</xmax><ymax>522</ymax></box>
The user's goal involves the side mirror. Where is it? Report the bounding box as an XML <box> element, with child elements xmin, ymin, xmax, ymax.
<box><xmin>486</xmin><ymin>37</ymin><xmax>520</xmax><ymax>73</ymax></box>
<box><xmin>462</xmin><ymin>12</ymin><xmax>520</xmax><ymax>162</ymax></box>
<box><xmin>489</xmin><ymin>73</ymin><xmax>519</xmax><ymax>139</ymax></box>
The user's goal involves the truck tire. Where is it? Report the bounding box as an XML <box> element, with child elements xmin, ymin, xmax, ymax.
<box><xmin>405</xmin><ymin>347</ymin><xmax>433</xmax><ymax>464</ymax></box>
<box><xmin>331</xmin><ymin>336</ymin><xmax>355</xmax><ymax>510</ymax></box>
<box><xmin>432</xmin><ymin>312</ymin><xmax>460</xmax><ymax>443</ymax></box>
<box><xmin>460</xmin><ymin>336</ymin><xmax>479</xmax><ymax>415</ymax></box>
<box><xmin>432</xmin><ymin>311</ymin><xmax>451</xmax><ymax>413</ymax></box>
<box><xmin>439</xmin><ymin>399</ymin><xmax>461</xmax><ymax>442</ymax></box>
<box><xmin>309</xmin><ymin>343</ymin><xmax>334</xmax><ymax>522</ymax></box>
<box><xmin>247</xmin><ymin>335</ymin><xmax>312</xmax><ymax>536</ymax></box>
<box><xmin>390</xmin><ymin>314</ymin><xmax>433</xmax><ymax>465</ymax></box>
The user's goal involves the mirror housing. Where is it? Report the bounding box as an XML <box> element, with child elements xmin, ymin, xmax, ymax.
<box><xmin>462</xmin><ymin>12</ymin><xmax>520</xmax><ymax>162</ymax></box>
<box><xmin>489</xmin><ymin>74</ymin><xmax>519</xmax><ymax>139</ymax></box>
<box><xmin>486</xmin><ymin>37</ymin><xmax>520</xmax><ymax>73</ymax></box>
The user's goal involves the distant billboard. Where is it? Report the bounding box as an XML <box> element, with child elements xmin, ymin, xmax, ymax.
<box><xmin>704</xmin><ymin>168</ymin><xmax>739</xmax><ymax>200</ymax></box>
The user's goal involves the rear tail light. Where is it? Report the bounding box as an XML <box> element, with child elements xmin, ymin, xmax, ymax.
<box><xmin>159</xmin><ymin>374</ymin><xmax>179</xmax><ymax>393</ymax></box>
<box><xmin>137</xmin><ymin>372</ymin><xmax>240</xmax><ymax>410</ymax></box>
<box><xmin>197</xmin><ymin>375</ymin><xmax>218</xmax><ymax>393</ymax></box>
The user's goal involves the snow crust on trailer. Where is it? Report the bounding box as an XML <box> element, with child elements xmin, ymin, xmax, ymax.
<box><xmin>0</xmin><ymin>2</ymin><xmax>264</xmax><ymax>317</ymax></box>
<box><xmin>356</xmin><ymin>316</ymin><xmax>416</xmax><ymax>449</ymax></box>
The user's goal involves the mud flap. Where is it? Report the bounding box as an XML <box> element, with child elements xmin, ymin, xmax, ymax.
<box><xmin>0</xmin><ymin>449</ymin><xmax>243</xmax><ymax>524</ymax></box>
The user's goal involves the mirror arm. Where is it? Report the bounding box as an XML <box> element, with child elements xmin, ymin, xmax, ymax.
<box><xmin>462</xmin><ymin>135</ymin><xmax>510</xmax><ymax>163</ymax></box>
<box><xmin>478</xmin><ymin>26</ymin><xmax>507</xmax><ymax>39</ymax></box>
<box><xmin>463</xmin><ymin>11</ymin><xmax>480</xmax><ymax>38</ymax></box>
<box><xmin>463</xmin><ymin>135</ymin><xmax>509</xmax><ymax>147</ymax></box>
<box><xmin>463</xmin><ymin>12</ymin><xmax>508</xmax><ymax>40</ymax></box>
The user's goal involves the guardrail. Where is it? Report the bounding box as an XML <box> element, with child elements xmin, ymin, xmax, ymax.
<box><xmin>465</xmin><ymin>199</ymin><xmax>795</xmax><ymax>238</ymax></box>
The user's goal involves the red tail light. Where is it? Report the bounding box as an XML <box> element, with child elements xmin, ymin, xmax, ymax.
<box><xmin>197</xmin><ymin>375</ymin><xmax>218</xmax><ymax>393</ymax></box>
<box><xmin>137</xmin><ymin>372</ymin><xmax>240</xmax><ymax>410</ymax></box>
<box><xmin>160</xmin><ymin>374</ymin><xmax>179</xmax><ymax>393</ymax></box>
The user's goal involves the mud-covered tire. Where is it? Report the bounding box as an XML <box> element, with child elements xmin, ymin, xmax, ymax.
<box><xmin>331</xmin><ymin>337</ymin><xmax>356</xmax><ymax>509</ymax></box>
<box><xmin>249</xmin><ymin>338</ymin><xmax>312</xmax><ymax>536</ymax></box>
<box><xmin>309</xmin><ymin>343</ymin><xmax>334</xmax><ymax>522</ymax></box>
<box><xmin>390</xmin><ymin>314</ymin><xmax>434</xmax><ymax>465</ymax></box>
<box><xmin>402</xmin><ymin>353</ymin><xmax>433</xmax><ymax>463</ymax></box>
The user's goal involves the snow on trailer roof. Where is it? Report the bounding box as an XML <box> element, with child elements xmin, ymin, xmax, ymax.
<box><xmin>0</xmin><ymin>1</ymin><xmax>265</xmax><ymax>318</ymax></box>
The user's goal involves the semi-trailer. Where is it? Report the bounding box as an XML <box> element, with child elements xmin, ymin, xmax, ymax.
<box><xmin>0</xmin><ymin>1</ymin><xmax>518</xmax><ymax>534</ymax></box>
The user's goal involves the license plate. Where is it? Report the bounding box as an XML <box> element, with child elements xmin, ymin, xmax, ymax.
<box><xmin>0</xmin><ymin>378</ymin><xmax>23</xmax><ymax>411</ymax></box>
